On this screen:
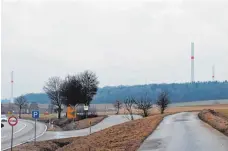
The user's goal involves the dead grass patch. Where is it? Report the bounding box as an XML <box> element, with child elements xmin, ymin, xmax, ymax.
<box><xmin>198</xmin><ymin>109</ymin><xmax>228</xmax><ymax>136</ymax></box>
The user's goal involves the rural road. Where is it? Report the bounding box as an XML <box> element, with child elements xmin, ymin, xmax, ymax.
<box><xmin>37</xmin><ymin>115</ymin><xmax>142</xmax><ymax>141</ymax></box>
<box><xmin>1</xmin><ymin>115</ymin><xmax>141</xmax><ymax>150</ymax></box>
<box><xmin>1</xmin><ymin>120</ymin><xmax>47</xmax><ymax>150</ymax></box>
<box><xmin>138</xmin><ymin>112</ymin><xmax>228</xmax><ymax>151</ymax></box>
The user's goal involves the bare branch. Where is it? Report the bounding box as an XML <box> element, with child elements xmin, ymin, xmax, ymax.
<box><xmin>15</xmin><ymin>95</ymin><xmax>28</xmax><ymax>118</ymax></box>
<box><xmin>123</xmin><ymin>97</ymin><xmax>135</xmax><ymax>120</ymax></box>
<box><xmin>113</xmin><ymin>100</ymin><xmax>122</xmax><ymax>114</ymax></box>
<box><xmin>134</xmin><ymin>95</ymin><xmax>153</xmax><ymax>117</ymax></box>
<box><xmin>156</xmin><ymin>91</ymin><xmax>171</xmax><ymax>114</ymax></box>
<box><xmin>43</xmin><ymin>76</ymin><xmax>63</xmax><ymax>119</ymax></box>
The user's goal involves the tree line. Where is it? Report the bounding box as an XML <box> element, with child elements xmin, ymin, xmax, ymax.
<box><xmin>93</xmin><ymin>81</ymin><xmax>228</xmax><ymax>103</ymax></box>
<box><xmin>7</xmin><ymin>81</ymin><xmax>228</xmax><ymax>105</ymax></box>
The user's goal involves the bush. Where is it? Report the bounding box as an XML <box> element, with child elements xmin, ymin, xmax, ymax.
<box><xmin>53</xmin><ymin>118</ymin><xmax>73</xmax><ymax>127</ymax></box>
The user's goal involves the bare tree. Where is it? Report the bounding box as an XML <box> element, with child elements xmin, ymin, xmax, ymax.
<box><xmin>134</xmin><ymin>95</ymin><xmax>153</xmax><ymax>117</ymax></box>
<box><xmin>79</xmin><ymin>70</ymin><xmax>99</xmax><ymax>105</ymax></box>
<box><xmin>156</xmin><ymin>91</ymin><xmax>170</xmax><ymax>114</ymax></box>
<box><xmin>14</xmin><ymin>95</ymin><xmax>28</xmax><ymax>118</ymax></box>
<box><xmin>79</xmin><ymin>71</ymin><xmax>99</xmax><ymax>118</ymax></box>
<box><xmin>43</xmin><ymin>77</ymin><xmax>63</xmax><ymax>119</ymax></box>
<box><xmin>124</xmin><ymin>97</ymin><xmax>135</xmax><ymax>120</ymax></box>
<box><xmin>113</xmin><ymin>100</ymin><xmax>122</xmax><ymax>114</ymax></box>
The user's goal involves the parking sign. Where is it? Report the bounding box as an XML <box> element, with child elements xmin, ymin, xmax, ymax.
<box><xmin>32</xmin><ymin>110</ymin><xmax>40</xmax><ymax>119</ymax></box>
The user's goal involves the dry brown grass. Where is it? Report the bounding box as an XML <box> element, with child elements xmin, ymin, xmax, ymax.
<box><xmin>100</xmin><ymin>104</ymin><xmax>228</xmax><ymax>116</ymax></box>
<box><xmin>21</xmin><ymin>113</ymin><xmax>57</xmax><ymax>120</ymax></box>
<box><xmin>75</xmin><ymin>116</ymin><xmax>107</xmax><ymax>130</ymax></box>
<box><xmin>198</xmin><ymin>109</ymin><xmax>228</xmax><ymax>136</ymax></box>
<box><xmin>215</xmin><ymin>109</ymin><xmax>228</xmax><ymax>118</ymax></box>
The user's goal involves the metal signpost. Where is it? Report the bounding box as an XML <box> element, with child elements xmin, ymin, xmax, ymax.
<box><xmin>84</xmin><ymin>105</ymin><xmax>88</xmax><ymax>118</ymax></box>
<box><xmin>89</xmin><ymin>120</ymin><xmax>92</xmax><ymax>135</ymax></box>
<box><xmin>8</xmin><ymin>116</ymin><xmax>18</xmax><ymax>151</ymax></box>
<box><xmin>32</xmin><ymin>110</ymin><xmax>40</xmax><ymax>145</ymax></box>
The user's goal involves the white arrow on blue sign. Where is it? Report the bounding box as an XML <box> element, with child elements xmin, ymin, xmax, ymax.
<box><xmin>32</xmin><ymin>110</ymin><xmax>40</xmax><ymax>119</ymax></box>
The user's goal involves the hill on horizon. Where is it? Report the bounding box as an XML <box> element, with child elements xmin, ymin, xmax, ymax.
<box><xmin>1</xmin><ymin>81</ymin><xmax>228</xmax><ymax>104</ymax></box>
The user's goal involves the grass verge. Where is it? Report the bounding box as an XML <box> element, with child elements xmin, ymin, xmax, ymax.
<box><xmin>198</xmin><ymin>109</ymin><xmax>228</xmax><ymax>136</ymax></box>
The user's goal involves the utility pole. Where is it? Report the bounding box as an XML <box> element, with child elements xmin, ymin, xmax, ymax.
<box><xmin>212</xmin><ymin>65</ymin><xmax>215</xmax><ymax>81</ymax></box>
<box><xmin>191</xmin><ymin>42</ymin><xmax>195</xmax><ymax>83</ymax></box>
<box><xmin>9</xmin><ymin>71</ymin><xmax>14</xmax><ymax>113</ymax></box>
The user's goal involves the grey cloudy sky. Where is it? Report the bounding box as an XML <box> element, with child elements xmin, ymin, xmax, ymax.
<box><xmin>1</xmin><ymin>0</ymin><xmax>228</xmax><ymax>98</ymax></box>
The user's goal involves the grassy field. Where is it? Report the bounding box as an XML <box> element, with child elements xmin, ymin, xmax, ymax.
<box><xmin>21</xmin><ymin>113</ymin><xmax>58</xmax><ymax>120</ymax></box>
<box><xmin>100</xmin><ymin>104</ymin><xmax>228</xmax><ymax>115</ymax></box>
<box><xmin>215</xmin><ymin>109</ymin><xmax>228</xmax><ymax>118</ymax></box>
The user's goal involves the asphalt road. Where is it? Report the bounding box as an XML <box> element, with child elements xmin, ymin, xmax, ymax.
<box><xmin>138</xmin><ymin>112</ymin><xmax>228</xmax><ymax>151</ymax></box>
<box><xmin>1</xmin><ymin>119</ymin><xmax>47</xmax><ymax>150</ymax></box>
<box><xmin>37</xmin><ymin>115</ymin><xmax>142</xmax><ymax>141</ymax></box>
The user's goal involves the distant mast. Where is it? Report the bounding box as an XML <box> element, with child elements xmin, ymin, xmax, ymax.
<box><xmin>212</xmin><ymin>65</ymin><xmax>215</xmax><ymax>81</ymax></box>
<box><xmin>11</xmin><ymin>71</ymin><xmax>14</xmax><ymax>103</ymax></box>
<box><xmin>191</xmin><ymin>42</ymin><xmax>195</xmax><ymax>83</ymax></box>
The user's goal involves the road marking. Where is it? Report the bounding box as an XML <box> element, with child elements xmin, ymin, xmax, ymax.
<box><xmin>1</xmin><ymin>123</ymin><xmax>27</xmax><ymax>139</ymax></box>
<box><xmin>14</xmin><ymin>123</ymin><xmax>27</xmax><ymax>134</ymax></box>
<box><xmin>2</xmin><ymin>121</ymin><xmax>47</xmax><ymax>151</ymax></box>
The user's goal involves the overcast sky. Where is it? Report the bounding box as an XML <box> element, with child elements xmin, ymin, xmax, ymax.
<box><xmin>1</xmin><ymin>0</ymin><xmax>228</xmax><ymax>98</ymax></box>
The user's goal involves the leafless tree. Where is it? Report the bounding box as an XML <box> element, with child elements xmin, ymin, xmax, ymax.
<box><xmin>43</xmin><ymin>77</ymin><xmax>63</xmax><ymax>119</ymax></box>
<box><xmin>79</xmin><ymin>70</ymin><xmax>99</xmax><ymax>105</ymax></box>
<box><xmin>14</xmin><ymin>95</ymin><xmax>28</xmax><ymax>118</ymax></box>
<box><xmin>134</xmin><ymin>95</ymin><xmax>153</xmax><ymax>117</ymax></box>
<box><xmin>123</xmin><ymin>97</ymin><xmax>135</xmax><ymax>120</ymax></box>
<box><xmin>156</xmin><ymin>91</ymin><xmax>170</xmax><ymax>114</ymax></box>
<box><xmin>113</xmin><ymin>100</ymin><xmax>122</xmax><ymax>114</ymax></box>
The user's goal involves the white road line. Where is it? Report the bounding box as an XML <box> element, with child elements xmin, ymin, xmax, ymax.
<box><xmin>14</xmin><ymin>123</ymin><xmax>27</xmax><ymax>134</ymax></box>
<box><xmin>2</xmin><ymin>123</ymin><xmax>47</xmax><ymax>151</ymax></box>
<box><xmin>1</xmin><ymin>123</ymin><xmax>27</xmax><ymax>139</ymax></box>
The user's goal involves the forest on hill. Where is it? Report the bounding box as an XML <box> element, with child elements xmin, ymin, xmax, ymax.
<box><xmin>2</xmin><ymin>81</ymin><xmax>228</xmax><ymax>104</ymax></box>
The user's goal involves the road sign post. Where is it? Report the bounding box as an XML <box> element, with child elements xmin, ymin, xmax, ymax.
<box><xmin>32</xmin><ymin>110</ymin><xmax>40</xmax><ymax>145</ymax></box>
<box><xmin>84</xmin><ymin>106</ymin><xmax>88</xmax><ymax>119</ymax></box>
<box><xmin>89</xmin><ymin>120</ymin><xmax>91</xmax><ymax>135</ymax></box>
<box><xmin>8</xmin><ymin>116</ymin><xmax>18</xmax><ymax>151</ymax></box>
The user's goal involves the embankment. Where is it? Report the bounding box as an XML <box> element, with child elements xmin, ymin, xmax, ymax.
<box><xmin>198</xmin><ymin>109</ymin><xmax>228</xmax><ymax>136</ymax></box>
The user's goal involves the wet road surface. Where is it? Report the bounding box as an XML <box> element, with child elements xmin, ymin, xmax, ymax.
<box><xmin>138</xmin><ymin>112</ymin><xmax>228</xmax><ymax>151</ymax></box>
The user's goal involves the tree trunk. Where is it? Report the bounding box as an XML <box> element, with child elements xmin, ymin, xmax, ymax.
<box><xmin>117</xmin><ymin>108</ymin><xmax>119</xmax><ymax>114</ymax></box>
<box><xmin>58</xmin><ymin>110</ymin><xmax>61</xmax><ymax>119</ymax></box>
<box><xmin>130</xmin><ymin>111</ymin><xmax>134</xmax><ymax>120</ymax></box>
<box><xmin>161</xmin><ymin>108</ymin><xmax>164</xmax><ymax>114</ymax></box>
<box><xmin>143</xmin><ymin>109</ymin><xmax>147</xmax><ymax>117</ymax></box>
<box><xmin>19</xmin><ymin>107</ymin><xmax>21</xmax><ymax>119</ymax></box>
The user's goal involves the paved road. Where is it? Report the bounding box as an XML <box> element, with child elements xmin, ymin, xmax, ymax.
<box><xmin>138</xmin><ymin>112</ymin><xmax>228</xmax><ymax>151</ymax></box>
<box><xmin>37</xmin><ymin>115</ymin><xmax>142</xmax><ymax>141</ymax></box>
<box><xmin>1</xmin><ymin>120</ymin><xmax>47</xmax><ymax>150</ymax></box>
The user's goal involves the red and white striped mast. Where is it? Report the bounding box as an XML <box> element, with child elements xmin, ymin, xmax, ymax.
<box><xmin>11</xmin><ymin>71</ymin><xmax>14</xmax><ymax>103</ymax></box>
<box><xmin>212</xmin><ymin>65</ymin><xmax>215</xmax><ymax>81</ymax></box>
<box><xmin>191</xmin><ymin>42</ymin><xmax>195</xmax><ymax>83</ymax></box>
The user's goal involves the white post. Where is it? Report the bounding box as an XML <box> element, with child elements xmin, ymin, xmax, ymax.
<box><xmin>191</xmin><ymin>42</ymin><xmax>195</xmax><ymax>82</ymax></box>
<box><xmin>212</xmin><ymin>65</ymin><xmax>215</xmax><ymax>81</ymax></box>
